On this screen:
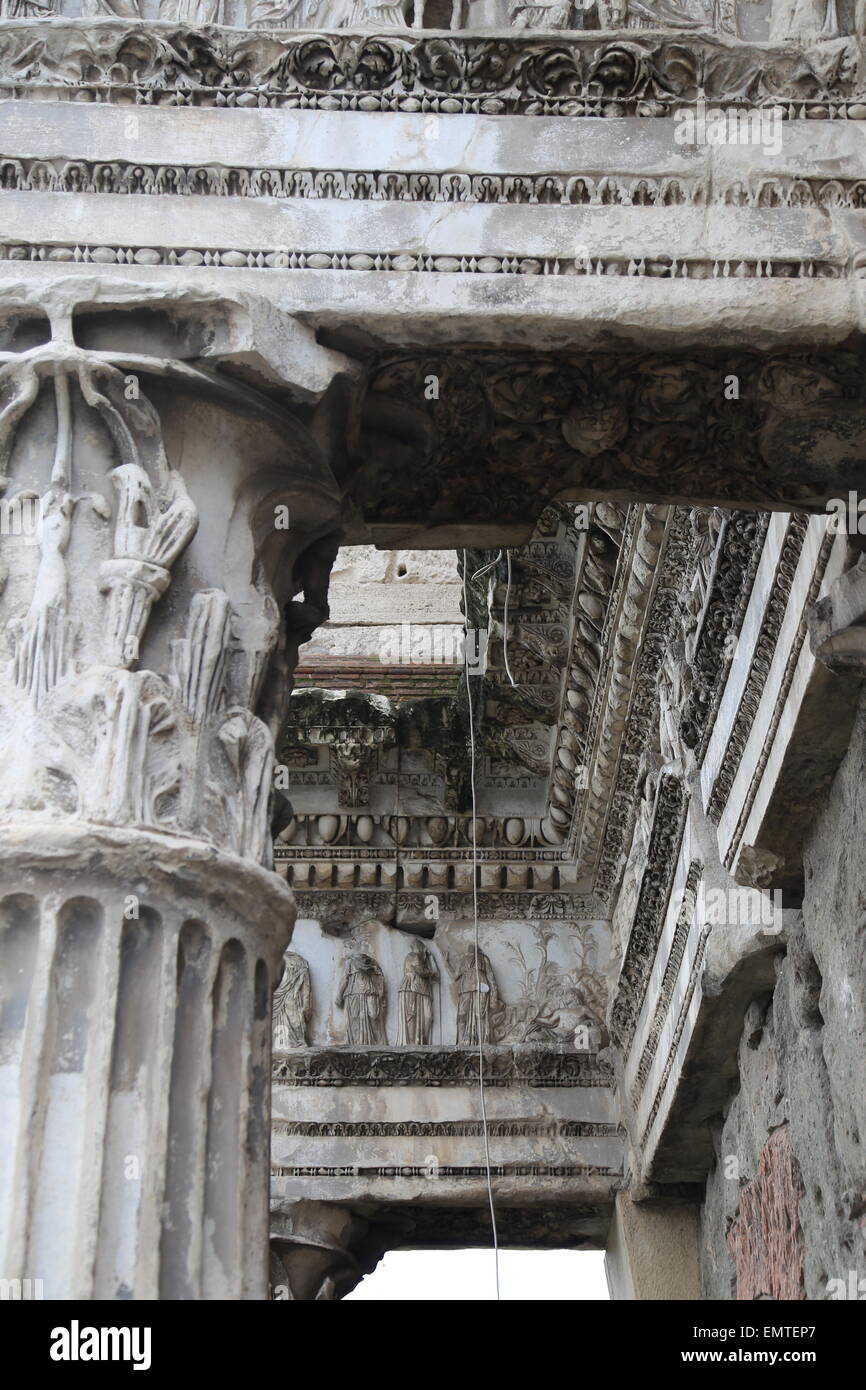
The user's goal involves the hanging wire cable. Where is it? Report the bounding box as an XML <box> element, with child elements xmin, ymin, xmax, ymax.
<box><xmin>393</xmin><ymin>724</ymin><xmax>402</xmax><ymax>930</ymax></box>
<box><xmin>463</xmin><ymin>549</ymin><xmax>501</xmax><ymax>1301</ymax></box>
<box><xmin>502</xmin><ymin>550</ymin><xmax>517</xmax><ymax>689</ymax></box>
<box><xmin>470</xmin><ymin>550</ymin><xmax>502</xmax><ymax>590</ymax></box>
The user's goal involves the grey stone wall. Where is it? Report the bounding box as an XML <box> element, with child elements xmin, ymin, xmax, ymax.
<box><xmin>700</xmin><ymin>685</ymin><xmax>866</xmax><ymax>1301</ymax></box>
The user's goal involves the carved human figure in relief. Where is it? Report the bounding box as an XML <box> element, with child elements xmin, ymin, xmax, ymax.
<box><xmin>769</xmin><ymin>0</ymin><xmax>842</xmax><ymax>41</ymax></box>
<box><xmin>636</xmin><ymin>759</ymin><xmax>659</xmax><ymax>852</ymax></box>
<box><xmin>158</xmin><ymin>0</ymin><xmax>227</xmax><ymax>20</ymax></box>
<box><xmin>335</xmin><ymin>950</ymin><xmax>386</xmax><ymax>1045</ymax></box>
<box><xmin>657</xmin><ymin>645</ymin><xmax>692</xmax><ymax>778</ymax></box>
<box><xmin>508</xmin><ymin>0</ymin><xmax>575</xmax><ymax>27</ymax></box>
<box><xmin>688</xmin><ymin>507</ymin><xmax>725</xmax><ymax>618</ymax></box>
<box><xmin>250</xmin><ymin>0</ymin><xmax>408</xmax><ymax>26</ymax></box>
<box><xmin>0</xmin><ymin>0</ymin><xmax>56</xmax><ymax>13</ymax></box>
<box><xmin>397</xmin><ymin>940</ymin><xmax>438</xmax><ymax>1046</ymax></box>
<box><xmin>349</xmin><ymin>0</ymin><xmax>407</xmax><ymax>21</ymax></box>
<box><xmin>79</xmin><ymin>0</ymin><xmax>142</xmax><ymax>16</ymax></box>
<box><xmin>273</xmin><ymin>951</ymin><xmax>312</xmax><ymax>1049</ymax></box>
<box><xmin>455</xmin><ymin>946</ymin><xmax>500</xmax><ymax>1046</ymax></box>
<box><xmin>595</xmin><ymin>0</ymin><xmax>716</xmax><ymax>27</ymax></box>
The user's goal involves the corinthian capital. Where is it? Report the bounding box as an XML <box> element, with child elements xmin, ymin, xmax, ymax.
<box><xmin>0</xmin><ymin>296</ymin><xmax>346</xmax><ymax>867</ymax></box>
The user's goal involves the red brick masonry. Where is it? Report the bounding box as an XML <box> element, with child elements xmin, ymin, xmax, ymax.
<box><xmin>727</xmin><ymin>1125</ymin><xmax>807</xmax><ymax>1301</ymax></box>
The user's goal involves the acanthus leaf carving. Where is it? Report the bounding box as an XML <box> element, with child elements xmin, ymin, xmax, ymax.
<box><xmin>0</xmin><ymin>23</ymin><xmax>860</xmax><ymax>115</ymax></box>
<box><xmin>0</xmin><ymin>305</ymin><xmax>341</xmax><ymax>866</ymax></box>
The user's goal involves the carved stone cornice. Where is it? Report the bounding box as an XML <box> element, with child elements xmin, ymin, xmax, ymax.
<box><xmin>593</xmin><ymin>507</ymin><xmax>694</xmax><ymax>897</ymax></box>
<box><xmin>282</xmin><ymin>888</ymin><xmax>609</xmax><ymax>921</ymax></box>
<box><xmin>274</xmin><ymin>1119</ymin><xmax>621</xmax><ymax>1137</ymax></box>
<box><xmin>10</xmin><ymin>157</ymin><xmax>866</xmax><ymax>216</ymax></box>
<box><xmin>706</xmin><ymin>514</ymin><xmax>810</xmax><ymax>826</ymax></box>
<box><xmin>629</xmin><ymin>858</ymin><xmax>703</xmax><ymax>1108</ymax></box>
<box><xmin>722</xmin><ymin>528</ymin><xmax>836</xmax><ymax>870</ymax></box>
<box><xmin>608</xmin><ymin>772</ymin><xmax>689</xmax><ymax>1051</ymax></box>
<box><xmin>1</xmin><ymin>243</ymin><xmax>839</xmax><ymax>284</ymax></box>
<box><xmin>272</xmin><ymin>1045</ymin><xmax>614</xmax><ymax>1086</ymax></box>
<box><xmin>276</xmin><ymin>502</ymin><xmax>750</xmax><ymax>915</ymax></box>
<box><xmin>569</xmin><ymin>504</ymin><xmax>668</xmax><ymax>884</ymax></box>
<box><xmin>274</xmin><ymin>1162</ymin><xmax>622</xmax><ymax>1178</ymax></box>
<box><xmin>0</xmin><ymin>24</ymin><xmax>860</xmax><ymax>115</ymax></box>
<box><xmin>640</xmin><ymin>921</ymin><xmax>712</xmax><ymax>1149</ymax></box>
<box><xmin>680</xmin><ymin>510</ymin><xmax>770</xmax><ymax>758</ymax></box>
<box><xmin>0</xmin><ymin>158</ymin><xmax>707</xmax><ymax>205</ymax></box>
<box><xmin>512</xmin><ymin>502</ymin><xmax>629</xmax><ymax>850</ymax></box>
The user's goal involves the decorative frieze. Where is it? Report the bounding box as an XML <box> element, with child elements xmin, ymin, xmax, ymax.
<box><xmin>362</xmin><ymin>348</ymin><xmax>856</xmax><ymax>533</ymax></box>
<box><xmin>608</xmin><ymin>773</ymin><xmax>689</xmax><ymax>1051</ymax></box>
<box><xmin>640</xmin><ymin>922</ymin><xmax>711</xmax><ymax>1148</ymax></box>
<box><xmin>273</xmin><ymin>1162</ymin><xmax>622</xmax><ymax>1178</ymax></box>
<box><xmin>680</xmin><ymin>511</ymin><xmax>770</xmax><ymax>759</ymax></box>
<box><xmin>285</xmin><ymin>888</ymin><xmax>608</xmax><ymax>918</ymax></box>
<box><xmin>572</xmin><ymin>505</ymin><xmax>667</xmax><ymax>883</ymax></box>
<box><xmin>10</xmin><ymin>157</ymin><xmax>866</xmax><ymax>216</ymax></box>
<box><xmin>629</xmin><ymin>859</ymin><xmax>703</xmax><ymax>1109</ymax></box>
<box><xmin>272</xmin><ymin>1046</ymin><xmax>614</xmax><ymax>1086</ymax></box>
<box><xmin>594</xmin><ymin>508</ymin><xmax>694</xmax><ymax>897</ymax></box>
<box><xmin>274</xmin><ymin>1119</ymin><xmax>621</xmax><ymax>1137</ymax></box>
<box><xmin>0</xmin><ymin>24</ymin><xmax>859</xmax><ymax>116</ymax></box>
<box><xmin>0</xmin><ymin>241</ymin><xmax>840</xmax><ymax>282</ymax></box>
<box><xmin>0</xmin><ymin>157</ymin><xmax>706</xmax><ymax>206</ymax></box>
<box><xmin>706</xmin><ymin>514</ymin><xmax>810</xmax><ymax>826</ymax></box>
<box><xmin>722</xmin><ymin>528</ymin><xmax>836</xmax><ymax>869</ymax></box>
<box><xmin>278</xmin><ymin>915</ymin><xmax>608</xmax><ymax>1050</ymax></box>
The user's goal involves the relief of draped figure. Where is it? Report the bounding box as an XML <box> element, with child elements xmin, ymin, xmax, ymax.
<box><xmin>0</xmin><ymin>0</ymin><xmax>57</xmax><ymax>14</ymax></box>
<box><xmin>455</xmin><ymin>946</ymin><xmax>501</xmax><ymax>1046</ymax></box>
<box><xmin>397</xmin><ymin>941</ymin><xmax>438</xmax><ymax>1046</ymax></box>
<box><xmin>161</xmin><ymin>0</ymin><xmax>228</xmax><ymax>19</ymax></box>
<box><xmin>248</xmin><ymin>0</ymin><xmax>407</xmax><ymax>25</ymax></box>
<box><xmin>75</xmin><ymin>0</ymin><xmax>228</xmax><ymax>15</ymax></box>
<box><xmin>769</xmin><ymin>0</ymin><xmax>842</xmax><ymax>40</ymax></box>
<box><xmin>335</xmin><ymin>951</ymin><xmax>386</xmax><ymax>1045</ymax></box>
<box><xmin>595</xmin><ymin>0</ymin><xmax>716</xmax><ymax>28</ymax></box>
<box><xmin>273</xmin><ymin>951</ymin><xmax>312</xmax><ymax>1049</ymax></box>
<box><xmin>76</xmin><ymin>0</ymin><xmax>230</xmax><ymax>16</ymax></box>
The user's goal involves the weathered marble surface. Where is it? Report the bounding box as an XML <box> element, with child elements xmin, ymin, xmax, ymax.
<box><xmin>282</xmin><ymin>915</ymin><xmax>609</xmax><ymax>1047</ymax></box>
<box><xmin>0</xmin><ymin>0</ymin><xmax>834</xmax><ymax>36</ymax></box>
<box><xmin>1</xmin><ymin>10</ymin><xmax>866</xmax><ymax>1302</ymax></box>
<box><xmin>0</xmin><ymin>291</ymin><xmax>346</xmax><ymax>1298</ymax></box>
